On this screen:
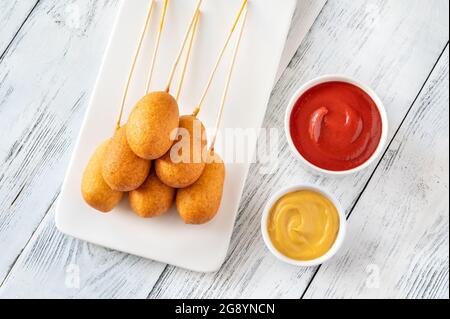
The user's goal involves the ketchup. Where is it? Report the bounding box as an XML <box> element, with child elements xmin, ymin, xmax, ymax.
<box><xmin>290</xmin><ymin>81</ymin><xmax>382</xmax><ymax>171</ymax></box>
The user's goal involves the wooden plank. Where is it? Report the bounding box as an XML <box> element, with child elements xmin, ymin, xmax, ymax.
<box><xmin>304</xmin><ymin>45</ymin><xmax>449</xmax><ymax>299</ymax></box>
<box><xmin>0</xmin><ymin>0</ymin><xmax>38</xmax><ymax>56</ymax></box>
<box><xmin>276</xmin><ymin>0</ymin><xmax>327</xmax><ymax>81</ymax></box>
<box><xmin>0</xmin><ymin>0</ymin><xmax>120</xmax><ymax>284</ymax></box>
<box><xmin>0</xmin><ymin>0</ymin><xmax>325</xmax><ymax>298</ymax></box>
<box><xmin>147</xmin><ymin>0</ymin><xmax>449</xmax><ymax>299</ymax></box>
<box><xmin>0</xmin><ymin>2</ymin><xmax>321</xmax><ymax>298</ymax></box>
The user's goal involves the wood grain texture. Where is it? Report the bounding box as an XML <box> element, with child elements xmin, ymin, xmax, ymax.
<box><xmin>0</xmin><ymin>206</ymin><xmax>166</xmax><ymax>298</ymax></box>
<box><xmin>0</xmin><ymin>0</ymin><xmax>39</xmax><ymax>56</ymax></box>
<box><xmin>147</xmin><ymin>0</ymin><xmax>449</xmax><ymax>299</ymax></box>
<box><xmin>305</xmin><ymin>45</ymin><xmax>449</xmax><ymax>299</ymax></box>
<box><xmin>276</xmin><ymin>0</ymin><xmax>327</xmax><ymax>81</ymax></box>
<box><xmin>0</xmin><ymin>0</ymin><xmax>119</xmax><ymax>284</ymax></box>
<box><xmin>0</xmin><ymin>0</ymin><xmax>448</xmax><ymax>299</ymax></box>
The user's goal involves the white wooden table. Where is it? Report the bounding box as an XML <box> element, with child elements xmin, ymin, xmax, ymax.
<box><xmin>0</xmin><ymin>0</ymin><xmax>448</xmax><ymax>299</ymax></box>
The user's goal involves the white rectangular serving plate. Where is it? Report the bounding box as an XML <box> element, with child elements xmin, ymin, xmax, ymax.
<box><xmin>56</xmin><ymin>0</ymin><xmax>297</xmax><ymax>272</ymax></box>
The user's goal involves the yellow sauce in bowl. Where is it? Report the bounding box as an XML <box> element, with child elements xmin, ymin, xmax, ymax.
<box><xmin>267</xmin><ymin>190</ymin><xmax>340</xmax><ymax>261</ymax></box>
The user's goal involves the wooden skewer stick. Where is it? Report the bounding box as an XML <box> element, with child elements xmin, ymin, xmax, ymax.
<box><xmin>210</xmin><ymin>7</ymin><xmax>248</xmax><ymax>152</ymax></box>
<box><xmin>116</xmin><ymin>0</ymin><xmax>155</xmax><ymax>130</ymax></box>
<box><xmin>145</xmin><ymin>0</ymin><xmax>169</xmax><ymax>94</ymax></box>
<box><xmin>192</xmin><ymin>0</ymin><xmax>248</xmax><ymax>117</ymax></box>
<box><xmin>176</xmin><ymin>10</ymin><xmax>200</xmax><ymax>101</ymax></box>
<box><xmin>165</xmin><ymin>0</ymin><xmax>203</xmax><ymax>93</ymax></box>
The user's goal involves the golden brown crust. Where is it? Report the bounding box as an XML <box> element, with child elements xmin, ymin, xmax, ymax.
<box><xmin>81</xmin><ymin>141</ymin><xmax>123</xmax><ymax>212</ymax></box>
<box><xmin>126</xmin><ymin>92</ymin><xmax>180</xmax><ymax>160</ymax></box>
<box><xmin>102</xmin><ymin>126</ymin><xmax>151</xmax><ymax>192</ymax></box>
<box><xmin>176</xmin><ymin>152</ymin><xmax>225</xmax><ymax>225</ymax></box>
<box><xmin>129</xmin><ymin>171</ymin><xmax>175</xmax><ymax>218</ymax></box>
<box><xmin>156</xmin><ymin>115</ymin><xmax>207</xmax><ymax>188</ymax></box>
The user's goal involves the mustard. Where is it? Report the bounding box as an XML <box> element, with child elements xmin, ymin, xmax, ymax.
<box><xmin>267</xmin><ymin>190</ymin><xmax>339</xmax><ymax>261</ymax></box>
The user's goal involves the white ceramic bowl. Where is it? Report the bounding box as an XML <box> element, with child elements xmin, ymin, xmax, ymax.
<box><xmin>261</xmin><ymin>185</ymin><xmax>346</xmax><ymax>267</ymax></box>
<box><xmin>284</xmin><ymin>74</ymin><xmax>389</xmax><ymax>176</ymax></box>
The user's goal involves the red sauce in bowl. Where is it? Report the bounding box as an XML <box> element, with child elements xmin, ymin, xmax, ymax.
<box><xmin>289</xmin><ymin>81</ymin><xmax>382</xmax><ymax>171</ymax></box>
